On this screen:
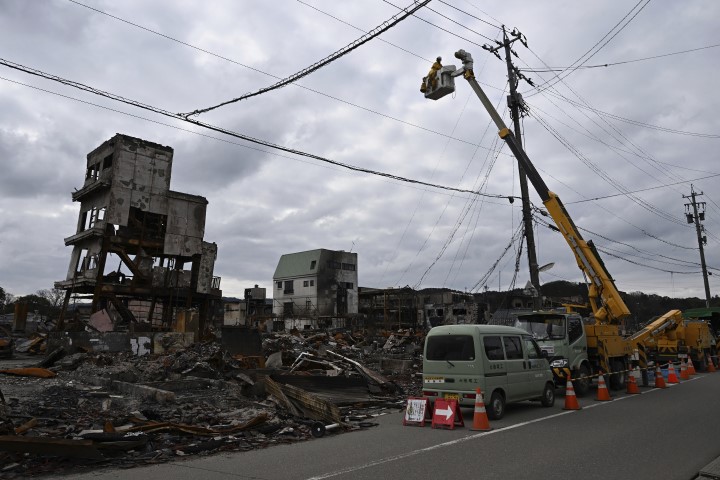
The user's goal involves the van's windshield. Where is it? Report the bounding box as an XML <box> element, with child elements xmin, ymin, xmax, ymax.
<box><xmin>426</xmin><ymin>335</ymin><xmax>475</xmax><ymax>361</ymax></box>
<box><xmin>515</xmin><ymin>316</ymin><xmax>566</xmax><ymax>340</ymax></box>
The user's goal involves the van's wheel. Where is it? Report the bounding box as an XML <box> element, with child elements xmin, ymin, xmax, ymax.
<box><xmin>487</xmin><ymin>391</ymin><xmax>505</xmax><ymax>420</ymax></box>
<box><xmin>608</xmin><ymin>359</ymin><xmax>626</xmax><ymax>391</ymax></box>
<box><xmin>573</xmin><ymin>364</ymin><xmax>590</xmax><ymax>397</ymax></box>
<box><xmin>541</xmin><ymin>382</ymin><xmax>555</xmax><ymax>407</ymax></box>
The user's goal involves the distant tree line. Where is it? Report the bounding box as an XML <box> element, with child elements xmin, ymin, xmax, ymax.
<box><xmin>0</xmin><ymin>286</ymin><xmax>65</xmax><ymax>318</ymax></box>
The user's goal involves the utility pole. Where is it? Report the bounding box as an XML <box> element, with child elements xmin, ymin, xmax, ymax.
<box><xmin>683</xmin><ymin>185</ymin><xmax>712</xmax><ymax>306</ymax></box>
<box><xmin>485</xmin><ymin>27</ymin><xmax>541</xmax><ymax>309</ymax></box>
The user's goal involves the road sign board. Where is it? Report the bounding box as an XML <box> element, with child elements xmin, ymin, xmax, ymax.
<box><xmin>403</xmin><ymin>397</ymin><xmax>429</xmax><ymax>426</ymax></box>
<box><xmin>431</xmin><ymin>399</ymin><xmax>464</xmax><ymax>429</ymax></box>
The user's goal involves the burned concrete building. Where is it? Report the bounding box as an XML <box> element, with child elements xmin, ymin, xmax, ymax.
<box><xmin>54</xmin><ymin>134</ymin><xmax>221</xmax><ymax>332</ymax></box>
<box><xmin>272</xmin><ymin>249</ymin><xmax>358</xmax><ymax>329</ymax></box>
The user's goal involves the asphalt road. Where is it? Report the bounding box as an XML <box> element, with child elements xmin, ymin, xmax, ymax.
<box><xmin>50</xmin><ymin>372</ymin><xmax>720</xmax><ymax>480</ymax></box>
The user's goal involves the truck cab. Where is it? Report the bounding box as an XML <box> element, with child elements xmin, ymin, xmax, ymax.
<box><xmin>514</xmin><ymin>311</ymin><xmax>591</xmax><ymax>395</ymax></box>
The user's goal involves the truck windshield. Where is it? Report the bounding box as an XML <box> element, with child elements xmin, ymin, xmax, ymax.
<box><xmin>426</xmin><ymin>335</ymin><xmax>475</xmax><ymax>361</ymax></box>
<box><xmin>515</xmin><ymin>316</ymin><xmax>565</xmax><ymax>340</ymax></box>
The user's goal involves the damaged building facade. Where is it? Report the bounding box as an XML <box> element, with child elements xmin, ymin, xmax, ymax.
<box><xmin>358</xmin><ymin>287</ymin><xmax>482</xmax><ymax>329</ymax></box>
<box><xmin>272</xmin><ymin>249</ymin><xmax>358</xmax><ymax>329</ymax></box>
<box><xmin>54</xmin><ymin>134</ymin><xmax>221</xmax><ymax>333</ymax></box>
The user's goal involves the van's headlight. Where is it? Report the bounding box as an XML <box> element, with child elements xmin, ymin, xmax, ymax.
<box><xmin>550</xmin><ymin>359</ymin><xmax>568</xmax><ymax>368</ymax></box>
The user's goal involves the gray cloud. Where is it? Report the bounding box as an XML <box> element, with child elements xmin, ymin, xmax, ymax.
<box><xmin>0</xmin><ymin>0</ymin><xmax>717</xmax><ymax>303</ymax></box>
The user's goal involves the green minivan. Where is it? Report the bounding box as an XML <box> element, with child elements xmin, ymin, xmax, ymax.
<box><xmin>422</xmin><ymin>324</ymin><xmax>555</xmax><ymax>419</ymax></box>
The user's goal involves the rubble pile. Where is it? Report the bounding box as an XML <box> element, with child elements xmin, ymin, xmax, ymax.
<box><xmin>0</xmin><ymin>328</ymin><xmax>425</xmax><ymax>478</ymax></box>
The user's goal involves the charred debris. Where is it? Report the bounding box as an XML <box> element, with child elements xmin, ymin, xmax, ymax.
<box><xmin>0</xmin><ymin>134</ymin><xmax>432</xmax><ymax>477</ymax></box>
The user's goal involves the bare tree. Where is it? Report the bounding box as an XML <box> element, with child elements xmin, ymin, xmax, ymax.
<box><xmin>36</xmin><ymin>288</ymin><xmax>65</xmax><ymax>310</ymax></box>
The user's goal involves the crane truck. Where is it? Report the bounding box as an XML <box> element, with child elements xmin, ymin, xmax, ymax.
<box><xmin>420</xmin><ymin>50</ymin><xmax>713</xmax><ymax>394</ymax></box>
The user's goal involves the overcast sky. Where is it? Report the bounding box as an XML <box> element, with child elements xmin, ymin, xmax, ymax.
<box><xmin>0</xmin><ymin>0</ymin><xmax>718</xmax><ymax>304</ymax></box>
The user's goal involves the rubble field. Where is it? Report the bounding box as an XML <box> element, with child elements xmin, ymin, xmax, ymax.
<box><xmin>0</xmin><ymin>329</ymin><xmax>423</xmax><ymax>478</ymax></box>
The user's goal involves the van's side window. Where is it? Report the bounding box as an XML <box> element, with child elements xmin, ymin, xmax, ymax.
<box><xmin>522</xmin><ymin>335</ymin><xmax>542</xmax><ymax>359</ymax></box>
<box><xmin>483</xmin><ymin>336</ymin><xmax>504</xmax><ymax>361</ymax></box>
<box><xmin>503</xmin><ymin>336</ymin><xmax>523</xmax><ymax>360</ymax></box>
<box><xmin>568</xmin><ymin>317</ymin><xmax>583</xmax><ymax>343</ymax></box>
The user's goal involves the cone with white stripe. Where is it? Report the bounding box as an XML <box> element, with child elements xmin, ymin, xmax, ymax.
<box><xmin>667</xmin><ymin>361</ymin><xmax>679</xmax><ymax>384</ymax></box>
<box><xmin>626</xmin><ymin>371</ymin><xmax>640</xmax><ymax>394</ymax></box>
<box><xmin>654</xmin><ymin>365</ymin><xmax>667</xmax><ymax>388</ymax></box>
<box><xmin>680</xmin><ymin>358</ymin><xmax>690</xmax><ymax>380</ymax></box>
<box><xmin>707</xmin><ymin>355</ymin><xmax>716</xmax><ymax>373</ymax></box>
<box><xmin>595</xmin><ymin>372</ymin><xmax>611</xmax><ymax>401</ymax></box>
<box><xmin>470</xmin><ymin>388</ymin><xmax>492</xmax><ymax>431</ymax></box>
<box><xmin>562</xmin><ymin>376</ymin><xmax>581</xmax><ymax>410</ymax></box>
<box><xmin>687</xmin><ymin>356</ymin><xmax>696</xmax><ymax>375</ymax></box>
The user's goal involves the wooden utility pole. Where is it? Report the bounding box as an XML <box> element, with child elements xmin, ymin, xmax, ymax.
<box><xmin>683</xmin><ymin>185</ymin><xmax>712</xmax><ymax>306</ymax></box>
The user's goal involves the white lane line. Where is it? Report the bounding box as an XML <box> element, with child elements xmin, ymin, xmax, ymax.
<box><xmin>307</xmin><ymin>374</ymin><xmax>709</xmax><ymax>480</ymax></box>
<box><xmin>305</xmin><ymin>410</ymin><xmax>576</xmax><ymax>480</ymax></box>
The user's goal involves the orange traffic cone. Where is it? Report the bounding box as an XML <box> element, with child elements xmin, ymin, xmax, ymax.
<box><xmin>667</xmin><ymin>361</ymin><xmax>679</xmax><ymax>384</ymax></box>
<box><xmin>563</xmin><ymin>376</ymin><xmax>581</xmax><ymax>410</ymax></box>
<box><xmin>470</xmin><ymin>388</ymin><xmax>492</xmax><ymax>431</ymax></box>
<box><xmin>626</xmin><ymin>372</ymin><xmax>640</xmax><ymax>394</ymax></box>
<box><xmin>707</xmin><ymin>355</ymin><xmax>717</xmax><ymax>373</ymax></box>
<box><xmin>595</xmin><ymin>372</ymin><xmax>611</xmax><ymax>401</ymax></box>
<box><xmin>654</xmin><ymin>365</ymin><xmax>667</xmax><ymax>389</ymax></box>
<box><xmin>687</xmin><ymin>357</ymin><xmax>697</xmax><ymax>375</ymax></box>
<box><xmin>680</xmin><ymin>358</ymin><xmax>690</xmax><ymax>380</ymax></box>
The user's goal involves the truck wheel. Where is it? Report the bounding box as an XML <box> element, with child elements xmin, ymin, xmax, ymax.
<box><xmin>487</xmin><ymin>391</ymin><xmax>505</xmax><ymax>420</ymax></box>
<box><xmin>608</xmin><ymin>359</ymin><xmax>626</xmax><ymax>391</ymax></box>
<box><xmin>541</xmin><ymin>382</ymin><xmax>555</xmax><ymax>407</ymax></box>
<box><xmin>574</xmin><ymin>364</ymin><xmax>590</xmax><ymax>397</ymax></box>
<box><xmin>694</xmin><ymin>354</ymin><xmax>707</xmax><ymax>372</ymax></box>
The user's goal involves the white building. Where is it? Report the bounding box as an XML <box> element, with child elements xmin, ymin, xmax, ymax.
<box><xmin>272</xmin><ymin>249</ymin><xmax>358</xmax><ymax>329</ymax></box>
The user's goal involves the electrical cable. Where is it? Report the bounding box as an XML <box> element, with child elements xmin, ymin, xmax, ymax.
<box><xmin>381</xmin><ymin>0</ymin><xmax>490</xmax><ymax>45</ymax></box>
<box><xmin>528</xmin><ymin>106</ymin><xmax>687</xmax><ymax>226</ymax></box>
<box><xmin>519</xmin><ymin>43</ymin><xmax>720</xmax><ymax>72</ymax></box>
<box><xmin>67</xmin><ymin>0</ymin><xmax>512</xmax><ymax>157</ymax></box>
<box><xmin>0</xmin><ymin>57</ymin><xmax>521</xmax><ymax>202</ymax></box>
<box><xmin>183</xmin><ymin>0</ymin><xmax>432</xmax><ymax>116</ymax></box>
<box><xmin>531</xmin><ymin>0</ymin><xmax>652</xmax><ymax>95</ymax></box>
<box><xmin>436</xmin><ymin>0</ymin><xmax>502</xmax><ymax>29</ymax></box>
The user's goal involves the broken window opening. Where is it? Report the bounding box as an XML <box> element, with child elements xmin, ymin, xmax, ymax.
<box><xmin>102</xmin><ymin>153</ymin><xmax>113</xmax><ymax>170</ymax></box>
<box><xmin>303</xmin><ymin>280</ymin><xmax>309</xmax><ymax>287</ymax></box>
<box><xmin>284</xmin><ymin>280</ymin><xmax>294</xmax><ymax>294</ymax></box>
<box><xmin>310</xmin><ymin>260</ymin><xmax>316</xmax><ymax>269</ymax></box>
<box><xmin>310</xmin><ymin>280</ymin><xmax>314</xmax><ymax>287</ymax></box>
<box><xmin>341</xmin><ymin>263</ymin><xmax>355</xmax><ymax>271</ymax></box>
<box><xmin>85</xmin><ymin>162</ymin><xmax>100</xmax><ymax>181</ymax></box>
<box><xmin>345</xmin><ymin>282</ymin><xmax>354</xmax><ymax>290</ymax></box>
<box><xmin>75</xmin><ymin>248</ymin><xmax>89</xmax><ymax>273</ymax></box>
<box><xmin>120</xmin><ymin>207</ymin><xmax>167</xmax><ymax>241</ymax></box>
<box><xmin>277</xmin><ymin>281</ymin><xmax>282</xmax><ymax>289</ymax></box>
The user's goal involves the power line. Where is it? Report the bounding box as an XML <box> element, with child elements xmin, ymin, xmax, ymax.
<box><xmin>520</xmin><ymin>43</ymin><xmax>720</xmax><ymax>72</ymax></box>
<box><xmin>436</xmin><ymin>0</ymin><xmax>502</xmax><ymax>29</ymax></box>
<box><xmin>66</xmin><ymin>0</ymin><xmax>511</xmax><ymax>157</ymax></box>
<box><xmin>566</xmin><ymin>173</ymin><xmax>720</xmax><ymax>204</ymax></box>
<box><xmin>0</xmin><ymin>57</ymin><xmax>521</xmax><ymax>202</ymax></box>
<box><xmin>382</xmin><ymin>0</ymin><xmax>489</xmax><ymax>46</ymax></box>
<box><xmin>538</xmin><ymin>88</ymin><xmax>720</xmax><ymax>138</ymax></box>
<box><xmin>183</xmin><ymin>0</ymin><xmax>432</xmax><ymax>116</ymax></box>
<box><xmin>297</xmin><ymin>0</ymin><xmax>429</xmax><ymax>61</ymax></box>
<box><xmin>528</xmin><ymin>106</ymin><xmax>687</xmax><ymax>227</ymax></box>
<box><xmin>531</xmin><ymin>0</ymin><xmax>652</xmax><ymax>95</ymax></box>
<box><xmin>596</xmin><ymin>247</ymin><xmax>702</xmax><ymax>274</ymax></box>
